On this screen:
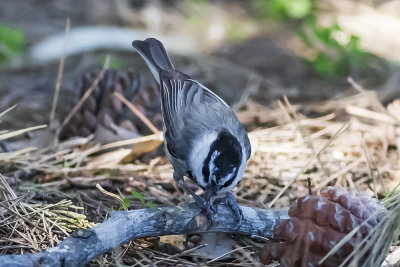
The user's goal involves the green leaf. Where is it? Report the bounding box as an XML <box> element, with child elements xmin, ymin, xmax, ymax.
<box><xmin>0</xmin><ymin>23</ymin><xmax>25</xmax><ymax>65</ymax></box>
<box><xmin>132</xmin><ymin>190</ymin><xmax>145</xmax><ymax>206</ymax></box>
<box><xmin>255</xmin><ymin>0</ymin><xmax>312</xmax><ymax>21</ymax></box>
<box><xmin>146</xmin><ymin>201</ymin><xmax>155</xmax><ymax>209</ymax></box>
<box><xmin>312</xmin><ymin>53</ymin><xmax>339</xmax><ymax>77</ymax></box>
<box><xmin>283</xmin><ymin>0</ymin><xmax>311</xmax><ymax>19</ymax></box>
<box><xmin>98</xmin><ymin>55</ymin><xmax>122</xmax><ymax>70</ymax></box>
<box><xmin>118</xmin><ymin>197</ymin><xmax>130</xmax><ymax>210</ymax></box>
<box><xmin>227</xmin><ymin>20</ymin><xmax>247</xmax><ymax>42</ymax></box>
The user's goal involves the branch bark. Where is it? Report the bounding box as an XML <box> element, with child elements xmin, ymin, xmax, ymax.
<box><xmin>0</xmin><ymin>204</ymin><xmax>288</xmax><ymax>267</ymax></box>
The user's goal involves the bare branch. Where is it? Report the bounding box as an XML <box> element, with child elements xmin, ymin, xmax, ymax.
<box><xmin>0</xmin><ymin>204</ymin><xmax>287</xmax><ymax>267</ymax></box>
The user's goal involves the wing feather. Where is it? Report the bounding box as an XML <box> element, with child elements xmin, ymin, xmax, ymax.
<box><xmin>160</xmin><ymin>76</ymin><xmax>229</xmax><ymax>160</ymax></box>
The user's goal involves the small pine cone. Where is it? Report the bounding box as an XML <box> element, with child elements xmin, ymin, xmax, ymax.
<box><xmin>61</xmin><ymin>69</ymin><xmax>162</xmax><ymax>142</ymax></box>
<box><xmin>260</xmin><ymin>186</ymin><xmax>387</xmax><ymax>266</ymax></box>
<box><xmin>130</xmin><ymin>81</ymin><xmax>163</xmax><ymax>134</ymax></box>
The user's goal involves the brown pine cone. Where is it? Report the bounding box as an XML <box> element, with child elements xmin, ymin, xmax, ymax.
<box><xmin>61</xmin><ymin>69</ymin><xmax>162</xmax><ymax>143</ymax></box>
<box><xmin>260</xmin><ymin>186</ymin><xmax>387</xmax><ymax>266</ymax></box>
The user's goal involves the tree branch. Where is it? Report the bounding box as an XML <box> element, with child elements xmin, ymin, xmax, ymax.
<box><xmin>0</xmin><ymin>204</ymin><xmax>288</xmax><ymax>267</ymax></box>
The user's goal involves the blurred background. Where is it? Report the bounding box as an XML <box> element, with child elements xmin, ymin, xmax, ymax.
<box><xmin>1</xmin><ymin>0</ymin><xmax>400</xmax><ymax>130</ymax></box>
<box><xmin>2</xmin><ymin>1</ymin><xmax>400</xmax><ymax>264</ymax></box>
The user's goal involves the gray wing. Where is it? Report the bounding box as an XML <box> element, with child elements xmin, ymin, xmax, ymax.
<box><xmin>160</xmin><ymin>76</ymin><xmax>230</xmax><ymax>160</ymax></box>
<box><xmin>242</xmin><ymin>129</ymin><xmax>251</xmax><ymax>160</ymax></box>
<box><xmin>132</xmin><ymin>38</ymin><xmax>251</xmax><ymax>162</ymax></box>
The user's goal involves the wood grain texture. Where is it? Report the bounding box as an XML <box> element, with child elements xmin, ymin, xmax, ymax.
<box><xmin>0</xmin><ymin>204</ymin><xmax>288</xmax><ymax>267</ymax></box>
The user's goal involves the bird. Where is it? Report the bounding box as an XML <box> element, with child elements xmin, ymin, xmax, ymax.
<box><xmin>132</xmin><ymin>38</ymin><xmax>251</xmax><ymax>224</ymax></box>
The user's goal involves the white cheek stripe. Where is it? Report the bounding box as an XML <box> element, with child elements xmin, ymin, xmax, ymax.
<box><xmin>217</xmin><ymin>166</ymin><xmax>236</xmax><ymax>186</ymax></box>
<box><xmin>209</xmin><ymin>150</ymin><xmax>220</xmax><ymax>180</ymax></box>
<box><xmin>218</xmin><ymin>147</ymin><xmax>247</xmax><ymax>193</ymax></box>
<box><xmin>189</xmin><ymin>132</ymin><xmax>218</xmax><ymax>187</ymax></box>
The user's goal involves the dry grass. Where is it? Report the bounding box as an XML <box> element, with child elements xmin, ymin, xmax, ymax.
<box><xmin>0</xmin><ymin>174</ymin><xmax>95</xmax><ymax>255</ymax></box>
<box><xmin>0</xmin><ymin>84</ymin><xmax>399</xmax><ymax>265</ymax></box>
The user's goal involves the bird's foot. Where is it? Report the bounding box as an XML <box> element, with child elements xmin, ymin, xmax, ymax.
<box><xmin>214</xmin><ymin>192</ymin><xmax>243</xmax><ymax>228</ymax></box>
<box><xmin>200</xmin><ymin>201</ymin><xmax>217</xmax><ymax>228</ymax></box>
<box><xmin>192</xmin><ymin>193</ymin><xmax>206</xmax><ymax>209</ymax></box>
<box><xmin>187</xmin><ymin>200</ymin><xmax>216</xmax><ymax>229</ymax></box>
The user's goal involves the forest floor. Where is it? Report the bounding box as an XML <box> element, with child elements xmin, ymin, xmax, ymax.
<box><xmin>1</xmin><ymin>0</ymin><xmax>400</xmax><ymax>266</ymax></box>
<box><xmin>1</xmin><ymin>82</ymin><xmax>399</xmax><ymax>265</ymax></box>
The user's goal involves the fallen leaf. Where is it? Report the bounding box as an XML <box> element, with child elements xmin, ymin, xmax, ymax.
<box><xmin>159</xmin><ymin>235</ymin><xmax>186</xmax><ymax>250</ymax></box>
<box><xmin>86</xmin><ymin>148</ymin><xmax>132</xmax><ymax>169</ymax></box>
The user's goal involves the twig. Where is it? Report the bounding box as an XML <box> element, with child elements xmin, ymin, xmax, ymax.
<box><xmin>207</xmin><ymin>246</ymin><xmax>251</xmax><ymax>264</ymax></box>
<box><xmin>0</xmin><ymin>205</ymin><xmax>287</xmax><ymax>267</ymax></box>
<box><xmin>347</xmin><ymin>77</ymin><xmax>387</xmax><ymax>113</ymax></box>
<box><xmin>154</xmin><ymin>244</ymin><xmax>206</xmax><ymax>265</ymax></box>
<box><xmin>315</xmin><ymin>158</ymin><xmax>364</xmax><ymax>190</ymax></box>
<box><xmin>0</xmin><ymin>125</ymin><xmax>47</xmax><ymax>141</ymax></box>
<box><xmin>90</xmin><ymin>132</ymin><xmax>163</xmax><ymax>153</ymax></box>
<box><xmin>382</xmin><ymin>247</ymin><xmax>400</xmax><ymax>266</ymax></box>
<box><xmin>232</xmin><ymin>73</ymin><xmax>261</xmax><ymax>112</ymax></box>
<box><xmin>96</xmin><ymin>184</ymin><xmax>127</xmax><ymax>211</ymax></box>
<box><xmin>114</xmin><ymin>92</ymin><xmax>160</xmax><ymax>134</ymax></box>
<box><xmin>0</xmin><ymin>105</ymin><xmax>17</xmax><ymax>117</ymax></box>
<box><xmin>361</xmin><ymin>137</ymin><xmax>379</xmax><ymax>199</ymax></box>
<box><xmin>268</xmin><ymin>122</ymin><xmax>350</xmax><ymax>208</ymax></box>
<box><xmin>49</xmin><ymin>18</ymin><xmax>70</xmax><ymax>128</ymax></box>
<box><xmin>307</xmin><ymin>178</ymin><xmax>312</xmax><ymax>196</ymax></box>
<box><xmin>55</xmin><ymin>56</ymin><xmax>110</xmax><ymax>140</ymax></box>
<box><xmin>281</xmin><ymin>96</ymin><xmax>330</xmax><ymax>178</ymax></box>
<box><xmin>345</xmin><ymin>105</ymin><xmax>397</xmax><ymax>125</ymax></box>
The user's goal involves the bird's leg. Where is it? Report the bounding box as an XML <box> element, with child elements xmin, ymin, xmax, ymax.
<box><xmin>215</xmin><ymin>191</ymin><xmax>243</xmax><ymax>227</ymax></box>
<box><xmin>227</xmin><ymin>192</ymin><xmax>243</xmax><ymax>226</ymax></box>
<box><xmin>200</xmin><ymin>185</ymin><xmax>218</xmax><ymax>228</ymax></box>
<box><xmin>173</xmin><ymin>172</ymin><xmax>205</xmax><ymax>208</ymax></box>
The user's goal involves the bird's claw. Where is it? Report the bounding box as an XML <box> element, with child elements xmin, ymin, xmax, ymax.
<box><xmin>229</xmin><ymin>201</ymin><xmax>243</xmax><ymax>227</ymax></box>
<box><xmin>200</xmin><ymin>201</ymin><xmax>218</xmax><ymax>228</ymax></box>
<box><xmin>216</xmin><ymin>192</ymin><xmax>243</xmax><ymax>228</ymax></box>
<box><xmin>187</xmin><ymin>200</ymin><xmax>216</xmax><ymax>229</ymax></box>
<box><xmin>185</xmin><ymin>186</ymin><xmax>241</xmax><ymax>229</ymax></box>
<box><xmin>192</xmin><ymin>194</ymin><xmax>206</xmax><ymax>209</ymax></box>
<box><xmin>200</xmin><ymin>193</ymin><xmax>243</xmax><ymax>229</ymax></box>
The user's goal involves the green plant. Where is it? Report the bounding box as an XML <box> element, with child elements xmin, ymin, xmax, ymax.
<box><xmin>299</xmin><ymin>18</ymin><xmax>367</xmax><ymax>78</ymax></box>
<box><xmin>0</xmin><ymin>23</ymin><xmax>25</xmax><ymax>66</ymax></box>
<box><xmin>98</xmin><ymin>55</ymin><xmax>122</xmax><ymax>70</ymax></box>
<box><xmin>132</xmin><ymin>190</ymin><xmax>154</xmax><ymax>208</ymax></box>
<box><xmin>253</xmin><ymin>0</ymin><xmax>368</xmax><ymax>78</ymax></box>
<box><xmin>227</xmin><ymin>20</ymin><xmax>248</xmax><ymax>42</ymax></box>
<box><xmin>119</xmin><ymin>197</ymin><xmax>130</xmax><ymax>210</ymax></box>
<box><xmin>254</xmin><ymin>0</ymin><xmax>312</xmax><ymax>21</ymax></box>
<box><xmin>118</xmin><ymin>190</ymin><xmax>154</xmax><ymax>210</ymax></box>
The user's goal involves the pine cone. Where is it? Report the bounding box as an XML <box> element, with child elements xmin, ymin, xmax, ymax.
<box><xmin>61</xmin><ymin>69</ymin><xmax>162</xmax><ymax>143</ymax></box>
<box><xmin>260</xmin><ymin>187</ymin><xmax>387</xmax><ymax>266</ymax></box>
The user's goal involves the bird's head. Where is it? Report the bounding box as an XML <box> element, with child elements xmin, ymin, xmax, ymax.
<box><xmin>202</xmin><ymin>130</ymin><xmax>244</xmax><ymax>197</ymax></box>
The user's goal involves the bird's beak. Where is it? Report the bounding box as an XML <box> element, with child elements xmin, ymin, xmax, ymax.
<box><xmin>204</xmin><ymin>183</ymin><xmax>219</xmax><ymax>202</ymax></box>
<box><xmin>210</xmin><ymin>174</ymin><xmax>217</xmax><ymax>184</ymax></box>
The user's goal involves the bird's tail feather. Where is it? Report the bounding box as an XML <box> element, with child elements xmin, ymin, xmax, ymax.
<box><xmin>132</xmin><ymin>38</ymin><xmax>175</xmax><ymax>84</ymax></box>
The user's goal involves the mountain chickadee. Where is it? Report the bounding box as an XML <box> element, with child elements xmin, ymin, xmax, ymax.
<box><xmin>132</xmin><ymin>38</ymin><xmax>251</xmax><ymax>224</ymax></box>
